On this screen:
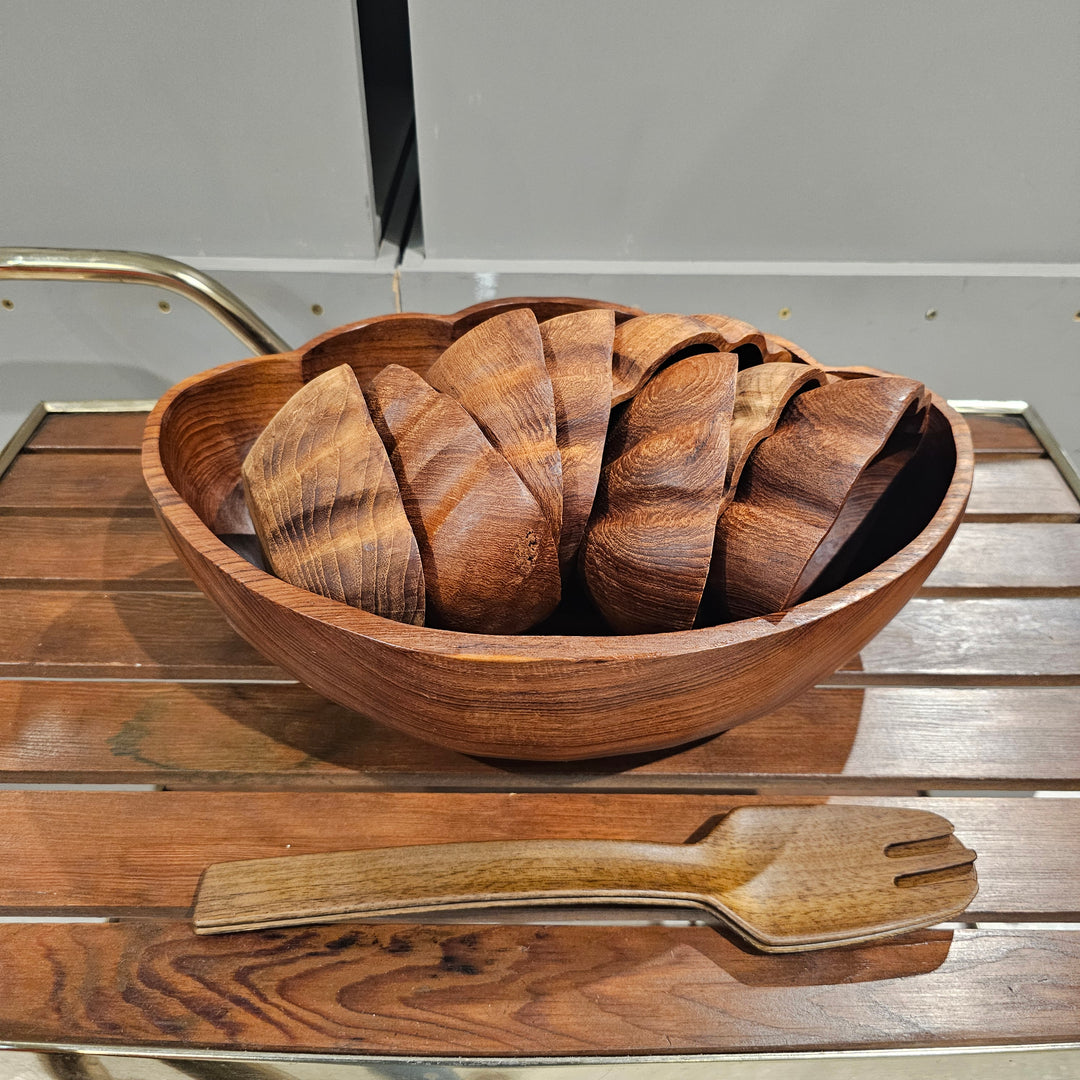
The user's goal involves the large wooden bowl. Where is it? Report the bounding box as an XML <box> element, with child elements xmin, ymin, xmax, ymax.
<box><xmin>142</xmin><ymin>297</ymin><xmax>973</xmax><ymax>761</ymax></box>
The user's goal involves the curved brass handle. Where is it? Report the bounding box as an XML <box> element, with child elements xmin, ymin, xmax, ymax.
<box><xmin>0</xmin><ymin>246</ymin><xmax>291</xmax><ymax>356</ymax></box>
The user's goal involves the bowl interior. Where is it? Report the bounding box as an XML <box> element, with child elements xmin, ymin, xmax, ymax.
<box><xmin>157</xmin><ymin>304</ymin><xmax>963</xmax><ymax>642</ymax></box>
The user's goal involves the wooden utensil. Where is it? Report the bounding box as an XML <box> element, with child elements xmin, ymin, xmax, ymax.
<box><xmin>538</xmin><ymin>308</ymin><xmax>615</xmax><ymax>573</ymax></box>
<box><xmin>581</xmin><ymin>350</ymin><xmax>738</xmax><ymax>633</ymax></box>
<box><xmin>712</xmin><ymin>376</ymin><xmax>928</xmax><ymax>619</ymax></box>
<box><xmin>364</xmin><ymin>364</ymin><xmax>560</xmax><ymax>633</ymax></box>
<box><xmin>241</xmin><ymin>363</ymin><xmax>425</xmax><ymax>625</ymax></box>
<box><xmin>193</xmin><ymin>804</ymin><xmax>978</xmax><ymax>953</ymax></box>
<box><xmin>425</xmin><ymin>307</ymin><xmax>563</xmax><ymax>544</ymax></box>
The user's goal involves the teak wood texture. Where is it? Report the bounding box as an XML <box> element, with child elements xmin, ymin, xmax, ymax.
<box><xmin>712</xmin><ymin>376</ymin><xmax>930</xmax><ymax>619</ymax></box>
<box><xmin>581</xmin><ymin>350</ymin><xmax>738</xmax><ymax>633</ymax></box>
<box><xmin>425</xmin><ymin>307</ymin><xmax>564</xmax><ymax>545</ymax></box>
<box><xmin>1</xmin><ymin>397</ymin><xmax>1079</xmax><ymax>1060</ymax></box>
<box><xmin>194</xmin><ymin>804</ymin><xmax>978</xmax><ymax>951</ymax></box>
<box><xmin>364</xmin><ymin>363</ymin><xmax>560</xmax><ymax>632</ymax></box>
<box><xmin>141</xmin><ymin>299</ymin><xmax>974</xmax><ymax>759</ymax></box>
<box><xmin>538</xmin><ymin>307</ymin><xmax>615</xmax><ymax>572</ymax></box>
<box><xmin>241</xmin><ymin>363</ymin><xmax>425</xmax><ymax>625</ymax></box>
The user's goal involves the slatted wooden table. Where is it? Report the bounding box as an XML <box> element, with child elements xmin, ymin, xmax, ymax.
<box><xmin>1</xmin><ymin>402</ymin><xmax>1079</xmax><ymax>1073</ymax></box>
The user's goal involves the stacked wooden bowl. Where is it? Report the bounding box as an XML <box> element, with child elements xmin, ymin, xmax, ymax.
<box><xmin>143</xmin><ymin>297</ymin><xmax>972</xmax><ymax>760</ymax></box>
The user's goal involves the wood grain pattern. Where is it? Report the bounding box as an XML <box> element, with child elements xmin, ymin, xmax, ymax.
<box><xmin>0</xmin><ymin>791</ymin><xmax>1072</xmax><ymax>918</ymax></box>
<box><xmin>24</xmin><ymin>411</ymin><xmax>148</xmax><ymax>451</ymax></box>
<box><xmin>0</xmin><ymin>589</ymin><xmax>286</xmax><ymax>680</ymax></box>
<box><xmin>963</xmin><ymin>413</ymin><xmax>1043</xmax><ymax>455</ymax></box>
<box><xmin>143</xmin><ymin>321</ymin><xmax>971</xmax><ymax>758</ymax></box>
<box><xmin>692</xmin><ymin>312</ymin><xmax>790</xmax><ymax>364</ymax></box>
<box><xmin>966</xmin><ymin>457</ymin><xmax>1080</xmax><ymax>521</ymax></box>
<box><xmin>0</xmin><ymin>452</ymin><xmax>153</xmax><ymax>514</ymax></box>
<box><xmin>712</xmin><ymin>377</ymin><xmax>929</xmax><ymax>618</ymax></box>
<box><xmin>0</xmin><ymin>515</ymin><xmax>190</xmax><ymax>587</ymax></box>
<box><xmin>5</xmin><ymin>922</ymin><xmax>1080</xmax><ymax>1054</ymax></box>
<box><xmin>924</xmin><ymin>523</ymin><xmax>1080</xmax><ymax>593</ymax></box>
<box><xmin>194</xmin><ymin>805</ymin><xmax>977</xmax><ymax>950</ymax></box>
<box><xmin>538</xmin><ymin>308</ymin><xmax>615</xmax><ymax>572</ymax></box>
<box><xmin>3</xmin><ymin>592</ymin><xmax>1074</xmax><ymax>685</ymax></box>
<box><xmin>364</xmin><ymin>364</ymin><xmax>559</xmax><ymax>632</ymax></box>
<box><xmin>722</xmin><ymin>362</ymin><xmax>826</xmax><ymax>510</ymax></box>
<box><xmin>450</xmin><ymin>294</ymin><xmax>643</xmax><ymax>337</ymax></box>
<box><xmin>425</xmin><ymin>307</ymin><xmax>563</xmax><ymax>543</ymax></box>
<box><xmin>762</xmin><ymin>332</ymin><xmax>823</xmax><ymax>367</ymax></box>
<box><xmin>581</xmin><ymin>351</ymin><xmax>738</xmax><ymax>633</ymax></box>
<box><xmin>2</xmin><ymin>683</ymin><xmax>1078</xmax><ymax>791</ymax></box>
<box><xmin>242</xmin><ymin>364</ymin><xmax>424</xmax><ymax>624</ymax></box>
<box><xmin>844</xmin><ymin>595</ymin><xmax>1080</xmax><ymax>683</ymax></box>
<box><xmin>610</xmin><ymin>313</ymin><xmax>736</xmax><ymax>404</ymax></box>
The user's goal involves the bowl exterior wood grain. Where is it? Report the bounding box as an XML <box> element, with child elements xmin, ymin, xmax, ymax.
<box><xmin>143</xmin><ymin>299</ymin><xmax>973</xmax><ymax>761</ymax></box>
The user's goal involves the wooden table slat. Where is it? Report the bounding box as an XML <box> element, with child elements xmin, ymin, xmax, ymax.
<box><xmin>2</xmin><ymin>590</ymin><xmax>1077</xmax><ymax>683</ymax></box>
<box><xmin>2</xmin><ymin>682</ymin><xmax>1079</xmax><ymax>792</ymax></box>
<box><xmin>923</xmin><ymin>523</ymin><xmax>1080</xmax><ymax>593</ymax></box>
<box><xmin>14</xmin><ymin>407</ymin><xmax>1043</xmax><ymax>456</ymax></box>
<box><xmin>966</xmin><ymin>457</ymin><xmax>1080</xmax><ymax>522</ymax></box>
<box><xmin>0</xmin><ymin>590</ymin><xmax>286</xmax><ymax>680</ymax></box>
<box><xmin>0</xmin><ymin>792</ymin><xmax>1075</xmax><ymax>920</ymax></box>
<box><xmin>6</xmin><ymin>447</ymin><xmax>1075</xmax><ymax>521</ymax></box>
<box><xmin>1</xmin><ymin>923</ymin><xmax>1077</xmax><ymax>1055</ymax></box>
<box><xmin>963</xmin><ymin>412</ymin><xmax>1044</xmax><ymax>455</ymax></box>
<box><xmin>4</xmin><ymin>517</ymin><xmax>1078</xmax><ymax>595</ymax></box>
<box><xmin>0</xmin><ymin>453</ymin><xmax>153</xmax><ymax>515</ymax></box>
<box><xmin>0</xmin><ymin>515</ymin><xmax>190</xmax><ymax>587</ymax></box>
<box><xmin>23</xmin><ymin>412</ymin><xmax>150</xmax><ymax>452</ymax></box>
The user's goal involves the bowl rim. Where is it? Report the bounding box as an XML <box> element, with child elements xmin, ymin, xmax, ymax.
<box><xmin>142</xmin><ymin>310</ymin><xmax>974</xmax><ymax>665</ymax></box>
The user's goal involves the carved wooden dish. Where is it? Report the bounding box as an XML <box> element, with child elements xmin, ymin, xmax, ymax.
<box><xmin>143</xmin><ymin>297</ymin><xmax>973</xmax><ymax>761</ymax></box>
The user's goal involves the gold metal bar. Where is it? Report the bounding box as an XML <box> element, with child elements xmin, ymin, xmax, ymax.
<box><xmin>0</xmin><ymin>247</ymin><xmax>290</xmax><ymax>356</ymax></box>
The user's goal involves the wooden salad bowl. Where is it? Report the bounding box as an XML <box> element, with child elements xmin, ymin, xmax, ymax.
<box><xmin>142</xmin><ymin>296</ymin><xmax>973</xmax><ymax>761</ymax></box>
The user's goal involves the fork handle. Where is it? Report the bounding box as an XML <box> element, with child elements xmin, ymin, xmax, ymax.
<box><xmin>193</xmin><ymin>838</ymin><xmax>712</xmax><ymax>934</ymax></box>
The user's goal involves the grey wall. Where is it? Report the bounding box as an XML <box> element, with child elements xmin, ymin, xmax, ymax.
<box><xmin>410</xmin><ymin>0</ymin><xmax>1080</xmax><ymax>262</ymax></box>
<box><xmin>404</xmin><ymin>0</ymin><xmax>1079</xmax><ymax>463</ymax></box>
<box><xmin>1</xmin><ymin>0</ymin><xmax>379</xmax><ymax>258</ymax></box>
<box><xmin>1</xmin><ymin>1</ymin><xmax>1077</xmax><ymax>470</ymax></box>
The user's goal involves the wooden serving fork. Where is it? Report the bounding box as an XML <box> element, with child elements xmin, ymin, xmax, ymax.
<box><xmin>193</xmin><ymin>805</ymin><xmax>977</xmax><ymax>952</ymax></box>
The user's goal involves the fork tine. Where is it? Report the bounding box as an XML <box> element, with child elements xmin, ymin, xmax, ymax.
<box><xmin>888</xmin><ymin>833</ymin><xmax>977</xmax><ymax>878</ymax></box>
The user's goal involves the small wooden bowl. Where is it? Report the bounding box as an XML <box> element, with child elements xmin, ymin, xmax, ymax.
<box><xmin>142</xmin><ymin>298</ymin><xmax>973</xmax><ymax>761</ymax></box>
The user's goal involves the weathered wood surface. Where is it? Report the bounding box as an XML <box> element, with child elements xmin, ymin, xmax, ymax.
<box><xmin>3</xmin><ymin>430</ymin><xmax>1055</xmax><ymax>521</ymax></box>
<box><xmin>4</xmin><ymin>518</ymin><xmax>1076</xmax><ymax>596</ymax></box>
<box><xmin>0</xmin><ymin>515</ymin><xmax>188</xmax><ymax>587</ymax></box>
<box><xmin>1</xmin><ymin>682</ymin><xmax>1078</xmax><ymax>791</ymax></box>
<box><xmin>923</xmin><ymin>523</ymin><xmax>1080</xmax><ymax>593</ymax></box>
<box><xmin>963</xmin><ymin>412</ymin><xmax>1044</xmax><ymax>455</ymax></box>
<box><xmin>0</xmin><ymin>452</ymin><xmax>153</xmax><ymax>514</ymax></box>
<box><xmin>2</xmin><ymin>592</ymin><xmax>1077</xmax><ymax>684</ymax></box>
<box><xmin>0</xmin><ymin>791</ymin><xmax>1074</xmax><ymax>919</ymax></box>
<box><xmin>0</xmin><ymin>404</ymin><xmax>1077</xmax><ymax>1060</ymax></box>
<box><xmin>966</xmin><ymin>457</ymin><xmax>1080</xmax><ymax>521</ymax></box>
<box><xmin>23</xmin><ymin>410</ymin><xmax>149</xmax><ymax>451</ymax></box>
<box><xmin>3</xmin><ymin>922</ymin><xmax>1078</xmax><ymax>1054</ymax></box>
<box><xmin>0</xmin><ymin>590</ymin><xmax>287</xmax><ymax>681</ymax></box>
